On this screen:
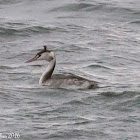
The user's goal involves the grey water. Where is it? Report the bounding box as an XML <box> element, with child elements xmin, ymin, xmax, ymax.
<box><xmin>0</xmin><ymin>0</ymin><xmax>140</xmax><ymax>139</ymax></box>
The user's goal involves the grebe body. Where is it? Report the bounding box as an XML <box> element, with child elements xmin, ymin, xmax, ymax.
<box><xmin>26</xmin><ymin>46</ymin><xmax>97</xmax><ymax>89</ymax></box>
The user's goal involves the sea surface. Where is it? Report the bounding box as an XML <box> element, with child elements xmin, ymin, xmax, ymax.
<box><xmin>0</xmin><ymin>0</ymin><xmax>140</xmax><ymax>139</ymax></box>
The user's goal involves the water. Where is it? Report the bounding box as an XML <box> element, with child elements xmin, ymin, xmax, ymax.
<box><xmin>0</xmin><ymin>0</ymin><xmax>140</xmax><ymax>139</ymax></box>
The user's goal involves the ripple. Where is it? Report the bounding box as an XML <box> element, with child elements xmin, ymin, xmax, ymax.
<box><xmin>0</xmin><ymin>66</ymin><xmax>13</xmax><ymax>70</ymax></box>
<box><xmin>87</xmin><ymin>64</ymin><xmax>111</xmax><ymax>69</ymax></box>
<box><xmin>130</xmin><ymin>20</ymin><xmax>140</xmax><ymax>24</ymax></box>
<box><xmin>51</xmin><ymin>3</ymin><xmax>97</xmax><ymax>12</ymax></box>
<box><xmin>47</xmin><ymin>129</ymin><xmax>107</xmax><ymax>139</ymax></box>
<box><xmin>0</xmin><ymin>26</ymin><xmax>64</xmax><ymax>37</ymax></box>
<box><xmin>64</xmin><ymin>99</ymin><xmax>87</xmax><ymax>105</ymax></box>
<box><xmin>101</xmin><ymin>91</ymin><xmax>140</xmax><ymax>98</ymax></box>
<box><xmin>51</xmin><ymin>2</ymin><xmax>137</xmax><ymax>13</ymax></box>
<box><xmin>0</xmin><ymin>0</ymin><xmax>22</xmax><ymax>5</ymax></box>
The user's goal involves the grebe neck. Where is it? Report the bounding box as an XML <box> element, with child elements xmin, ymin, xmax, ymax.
<box><xmin>39</xmin><ymin>57</ymin><xmax>56</xmax><ymax>85</ymax></box>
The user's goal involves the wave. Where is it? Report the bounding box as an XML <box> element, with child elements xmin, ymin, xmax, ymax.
<box><xmin>133</xmin><ymin>11</ymin><xmax>140</xmax><ymax>15</ymax></box>
<box><xmin>51</xmin><ymin>3</ymin><xmax>102</xmax><ymax>12</ymax></box>
<box><xmin>64</xmin><ymin>100</ymin><xmax>87</xmax><ymax>105</ymax></box>
<box><xmin>0</xmin><ymin>65</ymin><xmax>14</xmax><ymax>70</ymax></box>
<box><xmin>47</xmin><ymin>129</ymin><xmax>106</xmax><ymax>139</ymax></box>
<box><xmin>0</xmin><ymin>0</ymin><xmax>22</xmax><ymax>5</ymax></box>
<box><xmin>101</xmin><ymin>91</ymin><xmax>140</xmax><ymax>113</ymax></box>
<box><xmin>100</xmin><ymin>91</ymin><xmax>140</xmax><ymax>98</ymax></box>
<box><xmin>0</xmin><ymin>25</ymin><xmax>63</xmax><ymax>37</ymax></box>
<box><xmin>50</xmin><ymin>2</ymin><xmax>137</xmax><ymax>13</ymax></box>
<box><xmin>130</xmin><ymin>20</ymin><xmax>140</xmax><ymax>24</ymax></box>
<box><xmin>86</xmin><ymin>64</ymin><xmax>111</xmax><ymax>70</ymax></box>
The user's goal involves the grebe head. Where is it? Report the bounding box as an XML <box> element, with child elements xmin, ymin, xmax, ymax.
<box><xmin>26</xmin><ymin>46</ymin><xmax>55</xmax><ymax>63</ymax></box>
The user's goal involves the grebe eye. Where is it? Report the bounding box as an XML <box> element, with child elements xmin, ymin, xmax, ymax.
<box><xmin>37</xmin><ymin>54</ymin><xmax>41</xmax><ymax>57</ymax></box>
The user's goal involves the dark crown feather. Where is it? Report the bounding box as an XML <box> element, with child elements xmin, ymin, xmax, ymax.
<box><xmin>43</xmin><ymin>45</ymin><xmax>47</xmax><ymax>51</ymax></box>
<box><xmin>36</xmin><ymin>45</ymin><xmax>49</xmax><ymax>56</ymax></box>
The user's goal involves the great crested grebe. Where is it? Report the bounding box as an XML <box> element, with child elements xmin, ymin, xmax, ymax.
<box><xmin>26</xmin><ymin>46</ymin><xmax>97</xmax><ymax>89</ymax></box>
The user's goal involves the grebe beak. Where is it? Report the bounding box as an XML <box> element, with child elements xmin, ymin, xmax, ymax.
<box><xmin>25</xmin><ymin>55</ymin><xmax>38</xmax><ymax>63</ymax></box>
